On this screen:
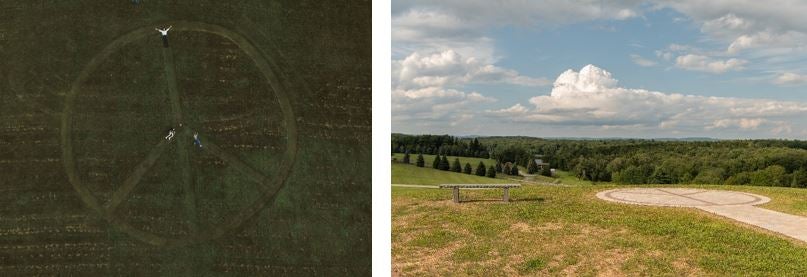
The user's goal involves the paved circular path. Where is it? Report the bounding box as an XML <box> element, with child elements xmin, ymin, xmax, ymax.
<box><xmin>597</xmin><ymin>188</ymin><xmax>806</xmax><ymax>243</ymax></box>
<box><xmin>596</xmin><ymin>188</ymin><xmax>770</xmax><ymax>207</ymax></box>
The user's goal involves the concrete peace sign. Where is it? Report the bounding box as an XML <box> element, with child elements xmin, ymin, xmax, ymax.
<box><xmin>61</xmin><ymin>21</ymin><xmax>298</xmax><ymax>247</ymax></box>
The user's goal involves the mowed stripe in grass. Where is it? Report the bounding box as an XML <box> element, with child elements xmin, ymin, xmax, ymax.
<box><xmin>392</xmin><ymin>162</ymin><xmax>510</xmax><ymax>186</ymax></box>
<box><xmin>392</xmin><ymin>185</ymin><xmax>807</xmax><ymax>276</ymax></box>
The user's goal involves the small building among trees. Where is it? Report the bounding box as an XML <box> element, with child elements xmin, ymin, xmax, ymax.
<box><xmin>534</xmin><ymin>159</ymin><xmax>550</xmax><ymax>171</ymax></box>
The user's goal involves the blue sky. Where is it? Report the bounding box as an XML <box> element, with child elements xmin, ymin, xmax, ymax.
<box><xmin>391</xmin><ymin>0</ymin><xmax>807</xmax><ymax>139</ymax></box>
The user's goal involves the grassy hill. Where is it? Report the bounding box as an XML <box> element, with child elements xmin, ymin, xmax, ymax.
<box><xmin>392</xmin><ymin>184</ymin><xmax>807</xmax><ymax>276</ymax></box>
<box><xmin>390</xmin><ymin>147</ymin><xmax>807</xmax><ymax>275</ymax></box>
<box><xmin>392</xmin><ymin>162</ymin><xmax>510</xmax><ymax>185</ymax></box>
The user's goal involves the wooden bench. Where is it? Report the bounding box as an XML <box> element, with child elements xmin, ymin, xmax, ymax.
<box><xmin>438</xmin><ymin>184</ymin><xmax>521</xmax><ymax>203</ymax></box>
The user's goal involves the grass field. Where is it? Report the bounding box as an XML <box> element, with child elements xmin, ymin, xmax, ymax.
<box><xmin>392</xmin><ymin>162</ymin><xmax>510</xmax><ymax>185</ymax></box>
<box><xmin>392</xmin><ymin>167</ymin><xmax>807</xmax><ymax>275</ymax></box>
<box><xmin>1</xmin><ymin>1</ymin><xmax>370</xmax><ymax>275</ymax></box>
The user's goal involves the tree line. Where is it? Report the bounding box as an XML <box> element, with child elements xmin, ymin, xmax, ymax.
<box><xmin>392</xmin><ymin>134</ymin><xmax>490</xmax><ymax>158</ymax></box>
<box><xmin>481</xmin><ymin>137</ymin><xmax>807</xmax><ymax>188</ymax></box>
<box><xmin>394</xmin><ymin>134</ymin><xmax>807</xmax><ymax>188</ymax></box>
<box><xmin>398</xmin><ymin>152</ymin><xmax>531</xmax><ymax>179</ymax></box>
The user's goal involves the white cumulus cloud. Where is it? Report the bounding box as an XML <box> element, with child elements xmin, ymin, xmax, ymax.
<box><xmin>392</xmin><ymin>49</ymin><xmax>550</xmax><ymax>128</ymax></box>
<box><xmin>489</xmin><ymin>64</ymin><xmax>807</xmax><ymax>136</ymax></box>
<box><xmin>393</xmin><ymin>50</ymin><xmax>550</xmax><ymax>90</ymax></box>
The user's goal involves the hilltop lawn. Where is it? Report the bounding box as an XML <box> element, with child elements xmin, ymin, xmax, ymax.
<box><xmin>392</xmin><ymin>163</ymin><xmax>807</xmax><ymax>276</ymax></box>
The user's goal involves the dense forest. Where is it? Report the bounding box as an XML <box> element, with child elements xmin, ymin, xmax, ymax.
<box><xmin>392</xmin><ymin>134</ymin><xmax>807</xmax><ymax>188</ymax></box>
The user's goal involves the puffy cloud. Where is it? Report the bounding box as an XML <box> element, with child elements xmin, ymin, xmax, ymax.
<box><xmin>392</xmin><ymin>87</ymin><xmax>495</xmax><ymax>121</ymax></box>
<box><xmin>630</xmin><ymin>54</ymin><xmax>657</xmax><ymax>67</ymax></box>
<box><xmin>773</xmin><ymin>72</ymin><xmax>807</xmax><ymax>85</ymax></box>
<box><xmin>393</xmin><ymin>50</ymin><xmax>550</xmax><ymax>90</ymax></box>
<box><xmin>553</xmin><ymin>65</ymin><xmax>618</xmax><ymax>92</ymax></box>
<box><xmin>392</xmin><ymin>49</ymin><xmax>549</xmax><ymax>128</ymax></box>
<box><xmin>392</xmin><ymin>9</ymin><xmax>495</xmax><ymax>60</ymax></box>
<box><xmin>649</xmin><ymin>1</ymin><xmax>807</xmax><ymax>82</ymax></box>
<box><xmin>674</xmin><ymin>54</ymin><xmax>747</xmax><ymax>73</ymax></box>
<box><xmin>726</xmin><ymin>30</ymin><xmax>807</xmax><ymax>54</ymax></box>
<box><xmin>489</xmin><ymin>64</ymin><xmax>807</xmax><ymax>135</ymax></box>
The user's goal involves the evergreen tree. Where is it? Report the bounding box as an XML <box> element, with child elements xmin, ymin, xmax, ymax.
<box><xmin>402</xmin><ymin>151</ymin><xmax>410</xmax><ymax>164</ymax></box>
<box><xmin>475</xmin><ymin>162</ymin><xmax>487</xmax><ymax>176</ymax></box>
<box><xmin>486</xmin><ymin>165</ymin><xmax>497</xmax><ymax>178</ymax></box>
<box><xmin>527</xmin><ymin>159</ymin><xmax>539</xmax><ymax>174</ymax></box>
<box><xmin>416</xmin><ymin>153</ymin><xmax>425</xmax><ymax>167</ymax></box>
<box><xmin>470</xmin><ymin>138</ymin><xmax>481</xmax><ymax>155</ymax></box>
<box><xmin>451</xmin><ymin>158</ymin><xmax>462</xmax><ymax>172</ymax></box>
<box><xmin>463</xmin><ymin>163</ymin><xmax>473</xmax><ymax>174</ymax></box>
<box><xmin>496</xmin><ymin>162</ymin><xmax>503</xmax><ymax>173</ymax></box>
<box><xmin>511</xmin><ymin>164</ymin><xmax>519</xmax><ymax>176</ymax></box>
<box><xmin>440</xmin><ymin>155</ymin><xmax>450</xmax><ymax>171</ymax></box>
<box><xmin>791</xmin><ymin>168</ymin><xmax>807</xmax><ymax>188</ymax></box>
<box><xmin>432</xmin><ymin>155</ymin><xmax>440</xmax><ymax>169</ymax></box>
<box><xmin>502</xmin><ymin>162</ymin><xmax>512</xmax><ymax>175</ymax></box>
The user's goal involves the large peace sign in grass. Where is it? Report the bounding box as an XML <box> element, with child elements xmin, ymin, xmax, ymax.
<box><xmin>61</xmin><ymin>21</ymin><xmax>298</xmax><ymax>247</ymax></box>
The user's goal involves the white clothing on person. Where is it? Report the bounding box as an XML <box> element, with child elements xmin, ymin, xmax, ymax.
<box><xmin>156</xmin><ymin>26</ymin><xmax>172</xmax><ymax>36</ymax></box>
<box><xmin>165</xmin><ymin>130</ymin><xmax>175</xmax><ymax>140</ymax></box>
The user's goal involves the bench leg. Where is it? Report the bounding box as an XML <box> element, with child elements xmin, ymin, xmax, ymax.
<box><xmin>453</xmin><ymin>187</ymin><xmax>460</xmax><ymax>203</ymax></box>
<box><xmin>503</xmin><ymin>188</ymin><xmax>510</xmax><ymax>203</ymax></box>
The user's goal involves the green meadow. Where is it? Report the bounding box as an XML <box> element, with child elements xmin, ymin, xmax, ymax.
<box><xmin>392</xmin><ymin>162</ymin><xmax>807</xmax><ymax>276</ymax></box>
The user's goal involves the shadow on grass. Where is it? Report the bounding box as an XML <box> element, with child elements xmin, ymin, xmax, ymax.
<box><xmin>513</xmin><ymin>197</ymin><xmax>545</xmax><ymax>202</ymax></box>
<box><xmin>459</xmin><ymin>197</ymin><xmax>545</xmax><ymax>203</ymax></box>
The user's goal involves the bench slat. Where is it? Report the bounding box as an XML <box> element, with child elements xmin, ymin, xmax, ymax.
<box><xmin>439</xmin><ymin>184</ymin><xmax>520</xmax><ymax>189</ymax></box>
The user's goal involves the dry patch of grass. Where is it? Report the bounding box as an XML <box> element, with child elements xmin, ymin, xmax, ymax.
<box><xmin>508</xmin><ymin>221</ymin><xmax>563</xmax><ymax>233</ymax></box>
<box><xmin>670</xmin><ymin>256</ymin><xmax>704</xmax><ymax>276</ymax></box>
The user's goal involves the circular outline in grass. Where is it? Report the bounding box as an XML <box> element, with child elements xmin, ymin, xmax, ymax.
<box><xmin>596</xmin><ymin>188</ymin><xmax>770</xmax><ymax>207</ymax></box>
<box><xmin>61</xmin><ymin>21</ymin><xmax>299</xmax><ymax>247</ymax></box>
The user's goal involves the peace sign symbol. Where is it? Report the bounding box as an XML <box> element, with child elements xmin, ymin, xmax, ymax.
<box><xmin>61</xmin><ymin>21</ymin><xmax>298</xmax><ymax>247</ymax></box>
